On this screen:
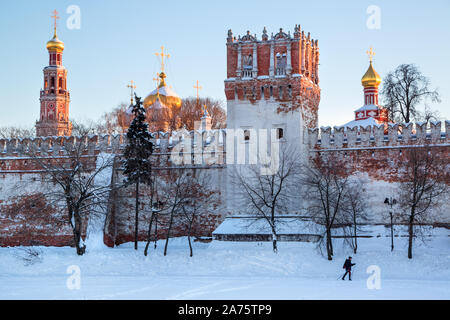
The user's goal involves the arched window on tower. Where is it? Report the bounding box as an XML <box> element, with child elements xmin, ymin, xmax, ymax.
<box><xmin>50</xmin><ymin>77</ymin><xmax>55</xmax><ymax>94</ymax></box>
<box><xmin>276</xmin><ymin>128</ymin><xmax>284</xmax><ymax>140</ymax></box>
<box><xmin>242</xmin><ymin>54</ymin><xmax>253</xmax><ymax>78</ymax></box>
<box><xmin>243</xmin><ymin>130</ymin><xmax>250</xmax><ymax>141</ymax></box>
<box><xmin>276</xmin><ymin>53</ymin><xmax>287</xmax><ymax>75</ymax></box>
<box><xmin>59</xmin><ymin>78</ymin><xmax>63</xmax><ymax>93</ymax></box>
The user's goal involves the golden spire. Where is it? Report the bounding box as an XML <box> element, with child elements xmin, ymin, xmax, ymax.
<box><xmin>362</xmin><ymin>47</ymin><xmax>381</xmax><ymax>88</ymax></box>
<box><xmin>155</xmin><ymin>46</ymin><xmax>170</xmax><ymax>73</ymax></box>
<box><xmin>127</xmin><ymin>80</ymin><xmax>137</xmax><ymax>105</ymax></box>
<box><xmin>46</xmin><ymin>9</ymin><xmax>64</xmax><ymax>52</ymax></box>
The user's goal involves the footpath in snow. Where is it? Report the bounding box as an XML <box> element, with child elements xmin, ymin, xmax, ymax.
<box><xmin>0</xmin><ymin>226</ymin><xmax>449</xmax><ymax>299</ymax></box>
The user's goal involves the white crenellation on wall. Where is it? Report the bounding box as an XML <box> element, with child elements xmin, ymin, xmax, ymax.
<box><xmin>309</xmin><ymin>121</ymin><xmax>450</xmax><ymax>150</ymax></box>
<box><xmin>0</xmin><ymin>130</ymin><xmax>227</xmax><ymax>163</ymax></box>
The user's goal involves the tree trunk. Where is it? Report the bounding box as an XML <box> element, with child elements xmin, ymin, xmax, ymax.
<box><xmin>187</xmin><ymin>215</ymin><xmax>197</xmax><ymax>257</ymax></box>
<box><xmin>406</xmin><ymin>107</ymin><xmax>410</xmax><ymax>124</ymax></box>
<box><xmin>353</xmin><ymin>222</ymin><xmax>358</xmax><ymax>254</ymax></box>
<box><xmin>164</xmin><ymin>209</ymin><xmax>175</xmax><ymax>256</ymax></box>
<box><xmin>326</xmin><ymin>228</ymin><xmax>333</xmax><ymax>260</ymax></box>
<box><xmin>144</xmin><ymin>213</ymin><xmax>154</xmax><ymax>257</ymax></box>
<box><xmin>73</xmin><ymin>213</ymin><xmax>86</xmax><ymax>256</ymax></box>
<box><xmin>154</xmin><ymin>215</ymin><xmax>158</xmax><ymax>249</ymax></box>
<box><xmin>408</xmin><ymin>213</ymin><xmax>414</xmax><ymax>259</ymax></box>
<box><xmin>390</xmin><ymin>212</ymin><xmax>394</xmax><ymax>252</ymax></box>
<box><xmin>271</xmin><ymin>214</ymin><xmax>278</xmax><ymax>253</ymax></box>
<box><xmin>272</xmin><ymin>232</ymin><xmax>278</xmax><ymax>253</ymax></box>
<box><xmin>188</xmin><ymin>221</ymin><xmax>193</xmax><ymax>257</ymax></box>
<box><xmin>135</xmin><ymin>181</ymin><xmax>139</xmax><ymax>250</ymax></box>
<box><xmin>329</xmin><ymin>228</ymin><xmax>334</xmax><ymax>256</ymax></box>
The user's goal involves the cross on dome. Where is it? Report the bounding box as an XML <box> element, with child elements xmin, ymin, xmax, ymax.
<box><xmin>367</xmin><ymin>47</ymin><xmax>375</xmax><ymax>63</ymax></box>
<box><xmin>155</xmin><ymin>46</ymin><xmax>170</xmax><ymax>73</ymax></box>
<box><xmin>51</xmin><ymin>9</ymin><xmax>60</xmax><ymax>36</ymax></box>
<box><xmin>126</xmin><ymin>80</ymin><xmax>137</xmax><ymax>105</ymax></box>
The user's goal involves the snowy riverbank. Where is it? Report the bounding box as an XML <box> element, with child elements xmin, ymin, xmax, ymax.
<box><xmin>1</xmin><ymin>226</ymin><xmax>448</xmax><ymax>299</ymax></box>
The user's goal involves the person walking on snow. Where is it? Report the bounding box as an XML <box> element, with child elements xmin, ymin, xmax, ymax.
<box><xmin>342</xmin><ymin>256</ymin><xmax>355</xmax><ymax>281</ymax></box>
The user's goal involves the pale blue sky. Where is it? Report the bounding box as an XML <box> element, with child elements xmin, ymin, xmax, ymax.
<box><xmin>0</xmin><ymin>0</ymin><xmax>449</xmax><ymax>128</ymax></box>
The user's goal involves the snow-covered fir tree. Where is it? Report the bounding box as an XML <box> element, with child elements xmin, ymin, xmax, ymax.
<box><xmin>123</xmin><ymin>94</ymin><xmax>154</xmax><ymax>250</ymax></box>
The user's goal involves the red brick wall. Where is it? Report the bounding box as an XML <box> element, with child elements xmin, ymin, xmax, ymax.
<box><xmin>0</xmin><ymin>152</ymin><xmax>97</xmax><ymax>247</ymax></box>
<box><xmin>312</xmin><ymin>146</ymin><xmax>450</xmax><ymax>183</ymax></box>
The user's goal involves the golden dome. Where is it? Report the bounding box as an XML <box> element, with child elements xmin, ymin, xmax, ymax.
<box><xmin>144</xmin><ymin>72</ymin><xmax>182</xmax><ymax>109</ymax></box>
<box><xmin>361</xmin><ymin>61</ymin><xmax>381</xmax><ymax>88</ymax></box>
<box><xmin>46</xmin><ymin>32</ymin><xmax>64</xmax><ymax>52</ymax></box>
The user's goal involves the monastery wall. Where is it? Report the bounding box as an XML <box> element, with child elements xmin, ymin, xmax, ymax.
<box><xmin>308</xmin><ymin>121</ymin><xmax>450</xmax><ymax>225</ymax></box>
<box><xmin>1</xmin><ymin>120</ymin><xmax>449</xmax><ymax>248</ymax></box>
<box><xmin>0</xmin><ymin>130</ymin><xmax>229</xmax><ymax>247</ymax></box>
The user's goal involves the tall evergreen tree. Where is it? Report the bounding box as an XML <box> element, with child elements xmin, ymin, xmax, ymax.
<box><xmin>123</xmin><ymin>94</ymin><xmax>153</xmax><ymax>250</ymax></box>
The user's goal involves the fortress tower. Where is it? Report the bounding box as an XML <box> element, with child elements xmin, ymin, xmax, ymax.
<box><xmin>225</xmin><ymin>25</ymin><xmax>321</xmax><ymax>148</ymax></box>
<box><xmin>36</xmin><ymin>11</ymin><xmax>72</xmax><ymax>137</ymax></box>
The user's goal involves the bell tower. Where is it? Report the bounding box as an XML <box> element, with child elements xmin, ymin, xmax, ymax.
<box><xmin>36</xmin><ymin>10</ymin><xmax>72</xmax><ymax>137</ymax></box>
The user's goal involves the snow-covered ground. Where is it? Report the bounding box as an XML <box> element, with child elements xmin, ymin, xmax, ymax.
<box><xmin>1</xmin><ymin>226</ymin><xmax>449</xmax><ymax>300</ymax></box>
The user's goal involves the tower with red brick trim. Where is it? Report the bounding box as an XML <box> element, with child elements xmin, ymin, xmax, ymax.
<box><xmin>225</xmin><ymin>25</ymin><xmax>321</xmax><ymax>147</ymax></box>
<box><xmin>36</xmin><ymin>19</ymin><xmax>72</xmax><ymax>137</ymax></box>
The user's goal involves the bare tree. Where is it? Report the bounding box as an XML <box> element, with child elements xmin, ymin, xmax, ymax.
<box><xmin>179</xmin><ymin>170</ymin><xmax>220</xmax><ymax>257</ymax></box>
<box><xmin>159</xmin><ymin>169</ymin><xmax>192</xmax><ymax>256</ymax></box>
<box><xmin>301</xmin><ymin>153</ymin><xmax>349</xmax><ymax>260</ymax></box>
<box><xmin>415</xmin><ymin>106</ymin><xmax>442</xmax><ymax>125</ymax></box>
<box><xmin>381</xmin><ymin>64</ymin><xmax>440</xmax><ymax>123</ymax></box>
<box><xmin>143</xmin><ymin>166</ymin><xmax>220</xmax><ymax>258</ymax></box>
<box><xmin>398</xmin><ymin>146</ymin><xmax>449</xmax><ymax>259</ymax></box>
<box><xmin>233</xmin><ymin>145</ymin><xmax>301</xmax><ymax>253</ymax></box>
<box><xmin>28</xmin><ymin>138</ymin><xmax>115</xmax><ymax>255</ymax></box>
<box><xmin>70</xmin><ymin>103</ymin><xmax>130</xmax><ymax>137</ymax></box>
<box><xmin>0</xmin><ymin>126</ymin><xmax>35</xmax><ymax>139</ymax></box>
<box><xmin>70</xmin><ymin>119</ymin><xmax>99</xmax><ymax>136</ymax></box>
<box><xmin>341</xmin><ymin>178</ymin><xmax>369</xmax><ymax>254</ymax></box>
<box><xmin>179</xmin><ymin>97</ymin><xmax>226</xmax><ymax>130</ymax></box>
<box><xmin>99</xmin><ymin>103</ymin><xmax>130</xmax><ymax>135</ymax></box>
<box><xmin>144</xmin><ymin>167</ymin><xmax>162</xmax><ymax>257</ymax></box>
<box><xmin>14</xmin><ymin>246</ymin><xmax>44</xmax><ymax>266</ymax></box>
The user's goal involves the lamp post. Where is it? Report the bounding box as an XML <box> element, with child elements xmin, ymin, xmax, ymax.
<box><xmin>384</xmin><ymin>197</ymin><xmax>397</xmax><ymax>251</ymax></box>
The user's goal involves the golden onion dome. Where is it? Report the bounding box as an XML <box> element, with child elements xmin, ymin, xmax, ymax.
<box><xmin>361</xmin><ymin>61</ymin><xmax>381</xmax><ymax>88</ymax></box>
<box><xmin>46</xmin><ymin>32</ymin><xmax>64</xmax><ymax>52</ymax></box>
<box><xmin>144</xmin><ymin>72</ymin><xmax>182</xmax><ymax>109</ymax></box>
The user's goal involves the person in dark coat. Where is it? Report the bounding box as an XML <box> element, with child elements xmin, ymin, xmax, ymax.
<box><xmin>342</xmin><ymin>256</ymin><xmax>355</xmax><ymax>280</ymax></box>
